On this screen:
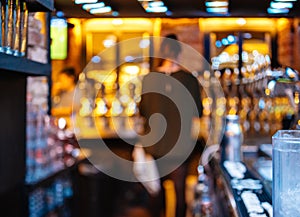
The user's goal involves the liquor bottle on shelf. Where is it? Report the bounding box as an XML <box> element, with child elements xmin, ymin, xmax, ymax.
<box><xmin>109</xmin><ymin>85</ymin><xmax>125</xmax><ymax>131</ymax></box>
<box><xmin>193</xmin><ymin>165</ymin><xmax>213</xmax><ymax>217</ymax></box>
<box><xmin>124</xmin><ymin>82</ymin><xmax>139</xmax><ymax>131</ymax></box>
<box><xmin>94</xmin><ymin>83</ymin><xmax>109</xmax><ymax>130</ymax></box>
<box><xmin>28</xmin><ymin>176</ymin><xmax>73</xmax><ymax>217</ymax></box>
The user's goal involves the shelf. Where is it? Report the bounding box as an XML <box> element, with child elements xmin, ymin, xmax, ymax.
<box><xmin>0</xmin><ymin>53</ymin><xmax>51</xmax><ymax>76</ymax></box>
<box><xmin>26</xmin><ymin>0</ymin><xmax>54</xmax><ymax>12</ymax></box>
<box><xmin>25</xmin><ymin>160</ymin><xmax>83</xmax><ymax>192</ymax></box>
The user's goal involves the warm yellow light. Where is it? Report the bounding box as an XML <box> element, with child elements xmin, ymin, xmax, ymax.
<box><xmin>236</xmin><ymin>18</ymin><xmax>246</xmax><ymax>26</ymax></box>
<box><xmin>203</xmin><ymin>98</ymin><xmax>210</xmax><ymax>106</ymax></box>
<box><xmin>278</xmin><ymin>18</ymin><xmax>289</xmax><ymax>26</ymax></box>
<box><xmin>84</xmin><ymin>18</ymin><xmax>153</xmax><ymax>32</ymax></box>
<box><xmin>295</xmin><ymin>92</ymin><xmax>299</xmax><ymax>104</ymax></box>
<box><xmin>87</xmin><ymin>70</ymin><xmax>117</xmax><ymax>84</ymax></box>
<box><xmin>203</xmin><ymin>108</ymin><xmax>211</xmax><ymax>116</ymax></box>
<box><xmin>58</xmin><ymin>118</ymin><xmax>67</xmax><ymax>129</ymax></box>
<box><xmin>123</xmin><ymin>65</ymin><xmax>140</xmax><ymax>75</ymax></box>
<box><xmin>204</xmin><ymin>70</ymin><xmax>210</xmax><ymax>79</ymax></box>
<box><xmin>229</xmin><ymin>108</ymin><xmax>237</xmax><ymax>115</ymax></box>
<box><xmin>125</xmin><ymin>101</ymin><xmax>138</xmax><ymax>116</ymax></box>
<box><xmin>94</xmin><ymin>98</ymin><xmax>108</xmax><ymax>116</ymax></box>
<box><xmin>79</xmin><ymin>98</ymin><xmax>93</xmax><ymax>117</ymax></box>
<box><xmin>201</xmin><ymin>18</ymin><xmax>276</xmax><ymax>33</ymax></box>
<box><xmin>110</xmin><ymin>99</ymin><xmax>123</xmax><ymax>116</ymax></box>
<box><xmin>112</xmin><ymin>19</ymin><xmax>123</xmax><ymax>25</ymax></box>
<box><xmin>216</xmin><ymin>107</ymin><xmax>225</xmax><ymax>116</ymax></box>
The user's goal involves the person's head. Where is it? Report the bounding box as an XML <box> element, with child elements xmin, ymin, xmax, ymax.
<box><xmin>58</xmin><ymin>67</ymin><xmax>77</xmax><ymax>90</ymax></box>
<box><xmin>160</xmin><ymin>33</ymin><xmax>182</xmax><ymax>60</ymax></box>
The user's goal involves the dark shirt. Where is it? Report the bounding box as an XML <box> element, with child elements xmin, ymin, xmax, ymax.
<box><xmin>139</xmin><ymin>70</ymin><xmax>203</xmax><ymax>161</ymax></box>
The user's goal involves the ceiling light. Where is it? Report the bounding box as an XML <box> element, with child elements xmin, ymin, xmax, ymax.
<box><xmin>149</xmin><ymin>1</ymin><xmax>164</xmax><ymax>7</ymax></box>
<box><xmin>138</xmin><ymin>0</ymin><xmax>169</xmax><ymax>13</ymax></box>
<box><xmin>270</xmin><ymin>2</ymin><xmax>293</xmax><ymax>8</ymax></box>
<box><xmin>145</xmin><ymin>6</ymin><xmax>168</xmax><ymax>13</ymax></box>
<box><xmin>205</xmin><ymin>1</ymin><xmax>228</xmax><ymax>7</ymax></box>
<box><xmin>267</xmin><ymin>7</ymin><xmax>289</xmax><ymax>13</ymax></box>
<box><xmin>82</xmin><ymin>2</ymin><xmax>105</xmax><ymax>10</ymax></box>
<box><xmin>90</xmin><ymin>6</ymin><xmax>112</xmax><ymax>14</ymax></box>
<box><xmin>75</xmin><ymin>0</ymin><xmax>98</xmax><ymax>4</ymax></box>
<box><xmin>206</xmin><ymin>7</ymin><xmax>228</xmax><ymax>13</ymax></box>
<box><xmin>274</xmin><ymin>0</ymin><xmax>297</xmax><ymax>2</ymax></box>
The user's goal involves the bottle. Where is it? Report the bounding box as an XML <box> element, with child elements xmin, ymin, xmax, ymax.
<box><xmin>220</xmin><ymin>115</ymin><xmax>243</xmax><ymax>162</ymax></box>
<box><xmin>193</xmin><ymin>165</ymin><xmax>208</xmax><ymax>217</ymax></box>
<box><xmin>12</xmin><ymin>0</ymin><xmax>20</xmax><ymax>56</ymax></box>
<box><xmin>5</xmin><ymin>0</ymin><xmax>14</xmax><ymax>54</ymax></box>
<box><xmin>19</xmin><ymin>0</ymin><xmax>27</xmax><ymax>56</ymax></box>
<box><xmin>0</xmin><ymin>0</ymin><xmax>4</xmax><ymax>52</ymax></box>
<box><xmin>200</xmin><ymin>185</ymin><xmax>213</xmax><ymax>217</ymax></box>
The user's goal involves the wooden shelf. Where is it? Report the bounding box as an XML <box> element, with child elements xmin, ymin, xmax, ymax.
<box><xmin>0</xmin><ymin>53</ymin><xmax>51</xmax><ymax>76</ymax></box>
<box><xmin>26</xmin><ymin>0</ymin><xmax>54</xmax><ymax>12</ymax></box>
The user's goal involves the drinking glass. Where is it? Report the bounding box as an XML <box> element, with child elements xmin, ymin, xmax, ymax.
<box><xmin>0</xmin><ymin>0</ymin><xmax>6</xmax><ymax>52</ymax></box>
<box><xmin>272</xmin><ymin>130</ymin><xmax>300</xmax><ymax>216</ymax></box>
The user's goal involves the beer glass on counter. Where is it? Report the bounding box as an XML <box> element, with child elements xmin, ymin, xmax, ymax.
<box><xmin>272</xmin><ymin>130</ymin><xmax>300</xmax><ymax>216</ymax></box>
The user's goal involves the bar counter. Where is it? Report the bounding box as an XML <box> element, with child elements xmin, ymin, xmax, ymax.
<box><xmin>75</xmin><ymin>131</ymin><xmax>273</xmax><ymax>217</ymax></box>
<box><xmin>203</xmin><ymin>133</ymin><xmax>273</xmax><ymax>217</ymax></box>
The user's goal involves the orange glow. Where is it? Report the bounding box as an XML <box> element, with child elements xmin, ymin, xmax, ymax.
<box><xmin>200</xmin><ymin>18</ymin><xmax>276</xmax><ymax>33</ymax></box>
<box><xmin>277</xmin><ymin>18</ymin><xmax>291</xmax><ymax>31</ymax></box>
<box><xmin>68</xmin><ymin>18</ymin><xmax>82</xmax><ymax>45</ymax></box>
<box><xmin>84</xmin><ymin>18</ymin><xmax>154</xmax><ymax>32</ymax></box>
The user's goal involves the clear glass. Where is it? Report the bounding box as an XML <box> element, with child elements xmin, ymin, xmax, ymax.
<box><xmin>19</xmin><ymin>1</ymin><xmax>28</xmax><ymax>56</ymax></box>
<box><xmin>0</xmin><ymin>0</ymin><xmax>6</xmax><ymax>52</ymax></box>
<box><xmin>272</xmin><ymin>130</ymin><xmax>300</xmax><ymax>216</ymax></box>
<box><xmin>5</xmin><ymin>0</ymin><xmax>14</xmax><ymax>54</ymax></box>
<box><xmin>12</xmin><ymin>0</ymin><xmax>20</xmax><ymax>55</ymax></box>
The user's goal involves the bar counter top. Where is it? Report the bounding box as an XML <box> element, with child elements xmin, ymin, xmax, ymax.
<box><xmin>205</xmin><ymin>133</ymin><xmax>273</xmax><ymax>217</ymax></box>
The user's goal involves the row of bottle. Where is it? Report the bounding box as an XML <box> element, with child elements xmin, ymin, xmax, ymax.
<box><xmin>77</xmin><ymin>80</ymin><xmax>141</xmax><ymax>134</ymax></box>
<box><xmin>26</xmin><ymin>76</ymin><xmax>80</xmax><ymax>184</ymax></box>
<box><xmin>192</xmin><ymin>165</ymin><xmax>213</xmax><ymax>217</ymax></box>
<box><xmin>26</xmin><ymin>115</ymin><xmax>80</xmax><ymax>184</ymax></box>
<box><xmin>0</xmin><ymin>0</ymin><xmax>28</xmax><ymax>56</ymax></box>
<box><xmin>26</xmin><ymin>113</ymin><xmax>66</xmax><ymax>184</ymax></box>
<box><xmin>200</xmin><ymin>62</ymin><xmax>299</xmax><ymax>137</ymax></box>
<box><xmin>28</xmin><ymin>176</ymin><xmax>73</xmax><ymax>217</ymax></box>
<box><xmin>79</xmin><ymin>82</ymin><xmax>139</xmax><ymax>118</ymax></box>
